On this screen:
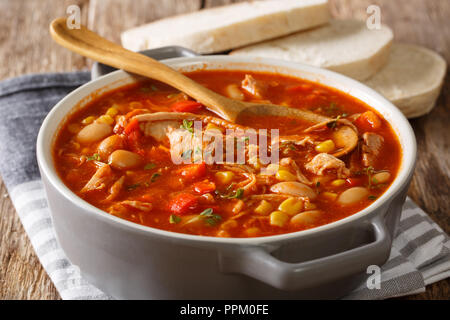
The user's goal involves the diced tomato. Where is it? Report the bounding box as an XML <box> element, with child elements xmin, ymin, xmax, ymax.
<box><xmin>346</xmin><ymin>177</ymin><xmax>362</xmax><ymax>187</ymax></box>
<box><xmin>124</xmin><ymin>118</ymin><xmax>140</xmax><ymax>135</ymax></box>
<box><xmin>354</xmin><ymin>111</ymin><xmax>382</xmax><ymax>131</ymax></box>
<box><xmin>193</xmin><ymin>180</ymin><xmax>216</xmax><ymax>194</ymax></box>
<box><xmin>171</xmin><ymin>100</ymin><xmax>203</xmax><ymax>113</ymax></box>
<box><xmin>177</xmin><ymin>163</ymin><xmax>207</xmax><ymax>181</ymax></box>
<box><xmin>169</xmin><ymin>193</ymin><xmax>199</xmax><ymax>215</ymax></box>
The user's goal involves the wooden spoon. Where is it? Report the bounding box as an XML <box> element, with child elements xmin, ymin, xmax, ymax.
<box><xmin>50</xmin><ymin>18</ymin><xmax>357</xmax><ymax>157</ymax></box>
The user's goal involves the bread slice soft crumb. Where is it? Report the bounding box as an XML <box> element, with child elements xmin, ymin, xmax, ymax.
<box><xmin>231</xmin><ymin>19</ymin><xmax>393</xmax><ymax>81</ymax></box>
<box><xmin>364</xmin><ymin>43</ymin><xmax>447</xmax><ymax>118</ymax></box>
<box><xmin>121</xmin><ymin>0</ymin><xmax>330</xmax><ymax>54</ymax></box>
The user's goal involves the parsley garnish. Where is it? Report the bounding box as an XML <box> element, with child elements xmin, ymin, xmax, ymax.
<box><xmin>86</xmin><ymin>153</ymin><xmax>101</xmax><ymax>161</ymax></box>
<box><xmin>144</xmin><ymin>163</ymin><xmax>156</xmax><ymax>170</ymax></box>
<box><xmin>368</xmin><ymin>195</ymin><xmax>377</xmax><ymax>200</ymax></box>
<box><xmin>199</xmin><ymin>208</ymin><xmax>222</xmax><ymax>226</ymax></box>
<box><xmin>169</xmin><ymin>214</ymin><xmax>181</xmax><ymax>224</ymax></box>
<box><xmin>223</xmin><ymin>188</ymin><xmax>244</xmax><ymax>199</ymax></box>
<box><xmin>150</xmin><ymin>173</ymin><xmax>161</xmax><ymax>182</ymax></box>
<box><xmin>126</xmin><ymin>183</ymin><xmax>140</xmax><ymax>191</ymax></box>
<box><xmin>180</xmin><ymin>119</ymin><xmax>194</xmax><ymax>134</ymax></box>
<box><xmin>327</xmin><ymin>115</ymin><xmax>341</xmax><ymax>129</ymax></box>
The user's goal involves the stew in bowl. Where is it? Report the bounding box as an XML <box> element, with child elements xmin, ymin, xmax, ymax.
<box><xmin>53</xmin><ymin>70</ymin><xmax>401</xmax><ymax>238</ymax></box>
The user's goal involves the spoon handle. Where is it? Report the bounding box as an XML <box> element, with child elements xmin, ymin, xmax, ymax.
<box><xmin>50</xmin><ymin>18</ymin><xmax>240</xmax><ymax>121</ymax></box>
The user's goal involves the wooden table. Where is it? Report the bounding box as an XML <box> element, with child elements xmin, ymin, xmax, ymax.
<box><xmin>0</xmin><ymin>0</ymin><xmax>448</xmax><ymax>300</ymax></box>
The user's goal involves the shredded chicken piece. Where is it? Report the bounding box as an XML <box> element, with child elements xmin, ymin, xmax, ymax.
<box><xmin>106</xmin><ymin>176</ymin><xmax>125</xmax><ymax>201</ymax></box>
<box><xmin>279</xmin><ymin>135</ymin><xmax>315</xmax><ymax>147</ymax></box>
<box><xmin>81</xmin><ymin>164</ymin><xmax>115</xmax><ymax>193</ymax></box>
<box><xmin>241</xmin><ymin>74</ymin><xmax>265</xmax><ymax>98</ymax></box>
<box><xmin>362</xmin><ymin>132</ymin><xmax>384</xmax><ymax>167</ymax></box>
<box><xmin>279</xmin><ymin>157</ymin><xmax>312</xmax><ymax>185</ymax></box>
<box><xmin>232</xmin><ymin>199</ymin><xmax>245</xmax><ymax>214</ymax></box>
<box><xmin>230</xmin><ymin>209</ymin><xmax>251</xmax><ymax>220</ymax></box>
<box><xmin>255</xmin><ymin>174</ymin><xmax>277</xmax><ymax>186</ymax></box>
<box><xmin>121</xmin><ymin>200</ymin><xmax>153</xmax><ymax>212</ymax></box>
<box><xmin>305</xmin><ymin>153</ymin><xmax>350</xmax><ymax>178</ymax></box>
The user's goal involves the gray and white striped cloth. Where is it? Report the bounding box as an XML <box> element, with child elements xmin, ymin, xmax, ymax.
<box><xmin>0</xmin><ymin>72</ymin><xmax>448</xmax><ymax>300</ymax></box>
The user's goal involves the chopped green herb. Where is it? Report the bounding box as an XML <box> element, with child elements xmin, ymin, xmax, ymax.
<box><xmin>225</xmin><ymin>188</ymin><xmax>244</xmax><ymax>199</ymax></box>
<box><xmin>326</xmin><ymin>115</ymin><xmax>341</xmax><ymax>129</ymax></box>
<box><xmin>199</xmin><ymin>208</ymin><xmax>222</xmax><ymax>226</ymax></box>
<box><xmin>126</xmin><ymin>183</ymin><xmax>140</xmax><ymax>191</ymax></box>
<box><xmin>144</xmin><ymin>163</ymin><xmax>156</xmax><ymax>170</ymax></box>
<box><xmin>86</xmin><ymin>153</ymin><xmax>101</xmax><ymax>161</ymax></box>
<box><xmin>199</xmin><ymin>208</ymin><xmax>214</xmax><ymax>216</ymax></box>
<box><xmin>169</xmin><ymin>214</ymin><xmax>181</xmax><ymax>224</ymax></box>
<box><xmin>368</xmin><ymin>195</ymin><xmax>377</xmax><ymax>200</ymax></box>
<box><xmin>167</xmin><ymin>93</ymin><xmax>179</xmax><ymax>99</ymax></box>
<box><xmin>150</xmin><ymin>173</ymin><xmax>161</xmax><ymax>182</ymax></box>
<box><xmin>180</xmin><ymin>119</ymin><xmax>194</xmax><ymax>134</ymax></box>
<box><xmin>150</xmin><ymin>85</ymin><xmax>158</xmax><ymax>92</ymax></box>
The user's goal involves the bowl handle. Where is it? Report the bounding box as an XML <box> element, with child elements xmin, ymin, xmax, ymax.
<box><xmin>219</xmin><ymin>217</ymin><xmax>391</xmax><ymax>291</ymax></box>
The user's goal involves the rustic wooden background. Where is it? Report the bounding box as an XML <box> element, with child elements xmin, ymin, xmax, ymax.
<box><xmin>0</xmin><ymin>0</ymin><xmax>448</xmax><ymax>300</ymax></box>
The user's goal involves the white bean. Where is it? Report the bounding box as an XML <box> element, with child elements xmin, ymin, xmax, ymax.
<box><xmin>76</xmin><ymin>122</ymin><xmax>112</xmax><ymax>144</ymax></box>
<box><xmin>97</xmin><ymin>134</ymin><xmax>126</xmax><ymax>159</ymax></box>
<box><xmin>372</xmin><ymin>171</ymin><xmax>391</xmax><ymax>184</ymax></box>
<box><xmin>224</xmin><ymin>84</ymin><xmax>244</xmax><ymax>100</ymax></box>
<box><xmin>290</xmin><ymin>210</ymin><xmax>322</xmax><ymax>225</ymax></box>
<box><xmin>108</xmin><ymin>150</ymin><xmax>142</xmax><ymax>170</ymax></box>
<box><xmin>338</xmin><ymin>187</ymin><xmax>369</xmax><ymax>205</ymax></box>
<box><xmin>270</xmin><ymin>182</ymin><xmax>317</xmax><ymax>199</ymax></box>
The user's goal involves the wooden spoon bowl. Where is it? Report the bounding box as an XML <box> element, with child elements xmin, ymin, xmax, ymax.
<box><xmin>49</xmin><ymin>18</ymin><xmax>358</xmax><ymax>157</ymax></box>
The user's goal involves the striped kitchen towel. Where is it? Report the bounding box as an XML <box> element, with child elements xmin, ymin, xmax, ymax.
<box><xmin>0</xmin><ymin>72</ymin><xmax>448</xmax><ymax>300</ymax></box>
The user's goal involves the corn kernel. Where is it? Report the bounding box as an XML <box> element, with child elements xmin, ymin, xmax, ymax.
<box><xmin>245</xmin><ymin>227</ymin><xmax>261</xmax><ymax>237</ymax></box>
<box><xmin>315</xmin><ymin>139</ymin><xmax>335</xmax><ymax>153</ymax></box>
<box><xmin>276</xmin><ymin>169</ymin><xmax>297</xmax><ymax>182</ymax></box>
<box><xmin>67</xmin><ymin>123</ymin><xmax>81</xmax><ymax>134</ymax></box>
<box><xmin>278</xmin><ymin>197</ymin><xmax>303</xmax><ymax>215</ymax></box>
<box><xmin>215</xmin><ymin>171</ymin><xmax>234</xmax><ymax>185</ymax></box>
<box><xmin>97</xmin><ymin>115</ymin><xmax>114</xmax><ymax>125</ymax></box>
<box><xmin>254</xmin><ymin>200</ymin><xmax>273</xmax><ymax>215</ymax></box>
<box><xmin>81</xmin><ymin>116</ymin><xmax>96</xmax><ymax>125</ymax></box>
<box><xmin>270</xmin><ymin>211</ymin><xmax>290</xmax><ymax>227</ymax></box>
<box><xmin>205</xmin><ymin>123</ymin><xmax>224</xmax><ymax>133</ymax></box>
<box><xmin>331</xmin><ymin>179</ymin><xmax>346</xmax><ymax>187</ymax></box>
<box><xmin>106</xmin><ymin>107</ymin><xmax>119</xmax><ymax>117</ymax></box>
<box><xmin>322</xmin><ymin>192</ymin><xmax>338</xmax><ymax>201</ymax></box>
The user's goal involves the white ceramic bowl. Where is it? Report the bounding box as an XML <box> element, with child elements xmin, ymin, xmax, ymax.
<box><xmin>37</xmin><ymin>56</ymin><xmax>416</xmax><ymax>299</ymax></box>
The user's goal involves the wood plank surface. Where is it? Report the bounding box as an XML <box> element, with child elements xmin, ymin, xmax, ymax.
<box><xmin>0</xmin><ymin>0</ymin><xmax>448</xmax><ymax>300</ymax></box>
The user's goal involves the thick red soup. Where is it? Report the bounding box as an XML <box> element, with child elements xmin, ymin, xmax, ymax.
<box><xmin>53</xmin><ymin>70</ymin><xmax>401</xmax><ymax>238</ymax></box>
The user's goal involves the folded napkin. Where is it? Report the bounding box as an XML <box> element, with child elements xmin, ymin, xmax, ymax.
<box><xmin>0</xmin><ymin>72</ymin><xmax>448</xmax><ymax>300</ymax></box>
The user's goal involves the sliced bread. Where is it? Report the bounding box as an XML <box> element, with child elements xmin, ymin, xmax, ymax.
<box><xmin>231</xmin><ymin>19</ymin><xmax>393</xmax><ymax>80</ymax></box>
<box><xmin>364</xmin><ymin>43</ymin><xmax>447</xmax><ymax>118</ymax></box>
<box><xmin>121</xmin><ymin>0</ymin><xmax>330</xmax><ymax>54</ymax></box>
